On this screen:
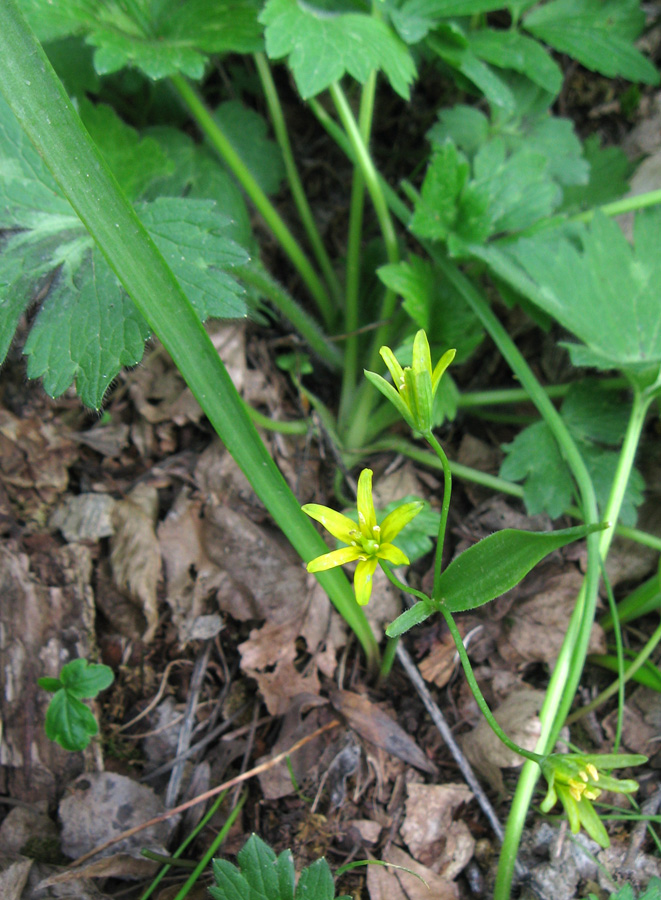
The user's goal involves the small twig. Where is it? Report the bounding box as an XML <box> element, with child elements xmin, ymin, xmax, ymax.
<box><xmin>395</xmin><ymin>642</ymin><xmax>527</xmax><ymax>881</ymax></box>
<box><xmin>119</xmin><ymin>659</ymin><xmax>191</xmax><ymax>733</ymax></box>
<box><xmin>66</xmin><ymin>719</ymin><xmax>341</xmax><ymax>869</ymax></box>
<box><xmin>166</xmin><ymin>642</ymin><xmax>212</xmax><ymax>808</ymax></box>
<box><xmin>624</xmin><ymin>786</ymin><xmax>661</xmax><ymax>869</ymax></box>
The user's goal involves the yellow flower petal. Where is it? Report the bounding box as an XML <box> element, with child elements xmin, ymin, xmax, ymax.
<box><xmin>302</xmin><ymin>504</ymin><xmax>360</xmax><ymax>544</ymax></box>
<box><xmin>380</xmin><ymin>500</ymin><xmax>423</xmax><ymax>543</ymax></box>
<box><xmin>354</xmin><ymin>557</ymin><xmax>378</xmax><ymax>606</ymax></box>
<box><xmin>357</xmin><ymin>469</ymin><xmax>377</xmax><ymax>539</ymax></box>
<box><xmin>376</xmin><ymin>542</ymin><xmax>410</xmax><ymax>566</ymax></box>
<box><xmin>307</xmin><ymin>546</ymin><xmax>362</xmax><ymax>573</ymax></box>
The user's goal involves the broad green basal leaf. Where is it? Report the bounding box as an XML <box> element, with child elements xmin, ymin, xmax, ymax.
<box><xmin>523</xmin><ymin>0</ymin><xmax>659</xmax><ymax>85</ymax></box>
<box><xmin>502</xmin><ymin>209</ymin><xmax>661</xmax><ymax>376</ymax></box>
<box><xmin>21</xmin><ymin>0</ymin><xmax>264</xmax><ymax>80</ymax></box>
<box><xmin>260</xmin><ymin>0</ymin><xmax>416</xmax><ymax>99</ymax></box>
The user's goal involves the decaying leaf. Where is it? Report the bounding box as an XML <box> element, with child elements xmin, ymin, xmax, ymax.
<box><xmin>400</xmin><ymin>782</ymin><xmax>475</xmax><ymax>878</ymax></box>
<box><xmin>460</xmin><ymin>689</ymin><xmax>546</xmax><ymax>793</ymax></box>
<box><xmin>110</xmin><ymin>483</ymin><xmax>162</xmax><ymax>643</ymax></box>
<box><xmin>330</xmin><ymin>690</ymin><xmax>437</xmax><ymax>775</ymax></box>
<box><xmin>500</xmin><ymin>570</ymin><xmax>606</xmax><ymax>666</ymax></box>
<box><xmin>367</xmin><ymin>845</ymin><xmax>459</xmax><ymax>900</ymax></box>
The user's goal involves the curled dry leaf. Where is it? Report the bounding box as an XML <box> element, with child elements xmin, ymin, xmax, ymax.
<box><xmin>400</xmin><ymin>782</ymin><xmax>475</xmax><ymax>878</ymax></box>
<box><xmin>110</xmin><ymin>483</ymin><xmax>162</xmax><ymax>643</ymax></box>
<box><xmin>460</xmin><ymin>689</ymin><xmax>546</xmax><ymax>794</ymax></box>
<box><xmin>367</xmin><ymin>845</ymin><xmax>459</xmax><ymax>900</ymax></box>
<box><xmin>330</xmin><ymin>690</ymin><xmax>437</xmax><ymax>775</ymax></box>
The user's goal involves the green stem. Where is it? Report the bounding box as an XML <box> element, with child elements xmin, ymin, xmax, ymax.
<box><xmin>0</xmin><ymin>0</ymin><xmax>379</xmax><ymax>672</ymax></box>
<box><xmin>458</xmin><ymin>377</ymin><xmax>627</xmax><ymax>409</ymax></box>
<box><xmin>426</xmin><ymin>432</ymin><xmax>452</xmax><ymax>598</ymax></box>
<box><xmin>242</xmin><ymin>399</ymin><xmax>310</xmax><ymax>435</ymax></box>
<box><xmin>169</xmin><ymin>74</ymin><xmax>335</xmax><ymax>330</ymax></box>
<box><xmin>328</xmin><ymin>83</ymin><xmax>399</xmax><ymax>369</ymax></box>
<box><xmin>366</xmin><ymin>435</ymin><xmax>661</xmax><ymax>553</ymax></box>
<box><xmin>139</xmin><ymin>792</ymin><xmax>227</xmax><ymax>899</ymax></box>
<box><xmin>439</xmin><ymin>605</ymin><xmax>542</xmax><ymax>765</ymax></box>
<box><xmin>502</xmin><ymin>188</ymin><xmax>661</xmax><ymax>242</ymax></box>
<box><xmin>339</xmin><ymin>72</ymin><xmax>376</xmax><ymax>429</ymax></box>
<box><xmin>236</xmin><ymin>262</ymin><xmax>342</xmax><ymax>369</ymax></box>
<box><xmin>171</xmin><ymin>791</ymin><xmax>247</xmax><ymax>900</ymax></box>
<box><xmin>426</xmin><ymin>252</ymin><xmax>601</xmax><ymax>900</ymax></box>
<box><xmin>253</xmin><ymin>52</ymin><xmax>343</xmax><ymax>306</ymax></box>
<box><xmin>571</xmin><ymin>619</ymin><xmax>661</xmax><ymax>724</ymax></box>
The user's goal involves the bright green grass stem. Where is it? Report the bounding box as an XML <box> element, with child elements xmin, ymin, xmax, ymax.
<box><xmin>169</xmin><ymin>73</ymin><xmax>336</xmax><ymax>331</ymax></box>
<box><xmin>0</xmin><ymin>0</ymin><xmax>378</xmax><ymax>672</ymax></box>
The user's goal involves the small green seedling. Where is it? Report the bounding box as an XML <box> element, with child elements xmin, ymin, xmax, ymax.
<box><xmin>39</xmin><ymin>658</ymin><xmax>114</xmax><ymax>752</ymax></box>
<box><xmin>210</xmin><ymin>833</ymin><xmax>351</xmax><ymax>900</ymax></box>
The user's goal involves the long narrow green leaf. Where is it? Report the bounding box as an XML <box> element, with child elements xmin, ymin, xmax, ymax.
<box><xmin>0</xmin><ymin>0</ymin><xmax>377</xmax><ymax>669</ymax></box>
<box><xmin>438</xmin><ymin>523</ymin><xmax>605</xmax><ymax>612</ymax></box>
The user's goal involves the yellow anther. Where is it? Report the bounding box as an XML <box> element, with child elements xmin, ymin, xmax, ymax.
<box><xmin>586</xmin><ymin>763</ymin><xmax>599</xmax><ymax>781</ymax></box>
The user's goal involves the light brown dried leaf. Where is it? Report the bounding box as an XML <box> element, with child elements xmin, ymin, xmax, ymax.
<box><xmin>401</xmin><ymin>783</ymin><xmax>474</xmax><ymax>877</ymax></box>
<box><xmin>110</xmin><ymin>483</ymin><xmax>161</xmax><ymax>643</ymax></box>
<box><xmin>460</xmin><ymin>689</ymin><xmax>546</xmax><ymax>793</ymax></box>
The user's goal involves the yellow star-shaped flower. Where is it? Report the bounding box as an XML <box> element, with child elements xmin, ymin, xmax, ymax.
<box><xmin>303</xmin><ymin>469</ymin><xmax>423</xmax><ymax>606</ymax></box>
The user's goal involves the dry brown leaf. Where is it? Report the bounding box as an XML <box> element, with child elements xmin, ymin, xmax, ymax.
<box><xmin>500</xmin><ymin>570</ymin><xmax>605</xmax><ymax>667</ymax></box>
<box><xmin>110</xmin><ymin>483</ymin><xmax>161</xmax><ymax>643</ymax></box>
<box><xmin>50</xmin><ymin>493</ymin><xmax>116</xmax><ymax>542</ymax></box>
<box><xmin>367</xmin><ymin>845</ymin><xmax>459</xmax><ymax>900</ymax></box>
<box><xmin>330</xmin><ymin>690</ymin><xmax>437</xmax><ymax>775</ymax></box>
<box><xmin>157</xmin><ymin>489</ymin><xmax>226</xmax><ymax>645</ymax></box>
<box><xmin>0</xmin><ymin>854</ymin><xmax>32</xmax><ymax>900</ymax></box>
<box><xmin>418</xmin><ymin>626</ymin><xmax>464</xmax><ymax>688</ymax></box>
<box><xmin>603</xmin><ymin>686</ymin><xmax>661</xmax><ymax>756</ymax></box>
<box><xmin>400</xmin><ymin>782</ymin><xmax>475</xmax><ymax>877</ymax></box>
<box><xmin>256</xmin><ymin>695</ymin><xmax>330</xmax><ymax>799</ymax></box>
<box><xmin>0</xmin><ymin>408</ymin><xmax>77</xmax><ymax>527</ymax></box>
<box><xmin>72</xmin><ymin>423</ymin><xmax>130</xmax><ymax>458</ymax></box>
<box><xmin>36</xmin><ymin>853</ymin><xmax>158</xmax><ymax>887</ymax></box>
<box><xmin>460</xmin><ymin>689</ymin><xmax>546</xmax><ymax>793</ymax></box>
<box><xmin>240</xmin><ymin>620</ymin><xmax>322</xmax><ymax>715</ymax></box>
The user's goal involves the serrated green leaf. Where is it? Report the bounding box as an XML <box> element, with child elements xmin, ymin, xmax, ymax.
<box><xmin>23</xmin><ymin>0</ymin><xmax>263</xmax><ymax>80</ymax></box>
<box><xmin>377</xmin><ymin>255</ymin><xmax>483</xmax><ymax>360</ymax></box>
<box><xmin>524</xmin><ymin>0</ymin><xmax>659</xmax><ymax>85</ymax></box>
<box><xmin>428</xmin><ymin>105</ymin><xmax>490</xmax><ymax>158</ymax></box>
<box><xmin>260</xmin><ymin>0</ymin><xmax>416</xmax><ymax>99</ymax></box>
<box><xmin>410</xmin><ymin>141</ymin><xmax>490</xmax><ymax>244</ymax></box>
<box><xmin>23</xmin><ymin>246</ymin><xmax>151</xmax><ymax>408</ymax></box>
<box><xmin>561</xmin><ymin>381</ymin><xmax>631</xmax><ymax>446</ymax></box>
<box><xmin>77</xmin><ymin>99</ymin><xmax>173</xmax><ymax>201</ymax></box>
<box><xmin>438</xmin><ymin>523</ymin><xmax>604</xmax><ymax>612</ymax></box>
<box><xmin>212</xmin><ymin>101</ymin><xmax>285</xmax><ymax>196</ymax></box>
<box><xmin>59</xmin><ymin>659</ymin><xmax>115</xmax><ymax>698</ymax></box>
<box><xmin>276</xmin><ymin>849</ymin><xmax>296</xmax><ymax>900</ymax></box>
<box><xmin>143</xmin><ymin>127</ymin><xmax>253</xmax><ymax>247</ymax></box>
<box><xmin>43</xmin><ymin>689</ymin><xmax>99</xmax><ymax>752</ymax></box>
<box><xmin>428</xmin><ymin>26</ymin><xmax>515</xmax><ymax>112</ymax></box>
<box><xmin>503</xmin><ymin>209</ymin><xmax>661</xmax><ymax>373</ymax></box>
<box><xmin>560</xmin><ymin>135</ymin><xmax>631</xmax><ymax>212</ymax></box>
<box><xmin>472</xmin><ymin>137</ymin><xmax>561</xmax><ymax>233</ymax></box>
<box><xmin>237</xmin><ymin>834</ymin><xmax>279</xmax><ymax>899</ymax></box>
<box><xmin>390</xmin><ymin>0</ymin><xmax>507</xmax><ymax>43</ymax></box>
<box><xmin>210</xmin><ymin>859</ymin><xmax>252</xmax><ymax>900</ymax></box>
<box><xmin>500</xmin><ymin>421</ymin><xmax>575</xmax><ymax>518</ymax></box>
<box><xmin>582</xmin><ymin>443</ymin><xmax>644</xmax><ymax>528</ymax></box>
<box><xmin>467</xmin><ymin>28</ymin><xmax>562</xmax><ymax>95</ymax></box>
<box><xmin>294</xmin><ymin>857</ymin><xmax>336</xmax><ymax>900</ymax></box>
<box><xmin>137</xmin><ymin>197</ymin><xmax>248</xmax><ymax>321</ymax></box>
<box><xmin>386</xmin><ymin>600</ymin><xmax>436</xmax><ymax>637</ymax></box>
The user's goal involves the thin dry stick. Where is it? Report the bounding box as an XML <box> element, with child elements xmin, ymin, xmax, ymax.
<box><xmin>395</xmin><ymin>642</ymin><xmax>527</xmax><ymax>881</ymax></box>
<box><xmin>166</xmin><ymin>641</ymin><xmax>212</xmax><ymax>807</ymax></box>
<box><xmin>67</xmin><ymin>719</ymin><xmax>341</xmax><ymax>870</ymax></box>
